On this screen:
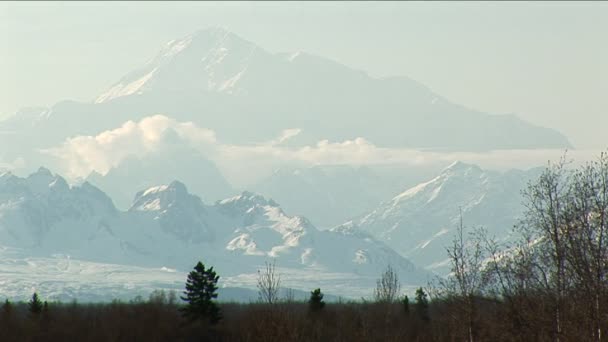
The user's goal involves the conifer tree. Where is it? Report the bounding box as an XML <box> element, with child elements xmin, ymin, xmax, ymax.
<box><xmin>28</xmin><ymin>292</ymin><xmax>43</xmax><ymax>316</ymax></box>
<box><xmin>402</xmin><ymin>295</ymin><xmax>410</xmax><ymax>315</ymax></box>
<box><xmin>42</xmin><ymin>301</ymin><xmax>49</xmax><ymax>318</ymax></box>
<box><xmin>1</xmin><ymin>299</ymin><xmax>13</xmax><ymax>320</ymax></box>
<box><xmin>415</xmin><ymin>287</ymin><xmax>429</xmax><ymax>322</ymax></box>
<box><xmin>180</xmin><ymin>261</ymin><xmax>221</xmax><ymax>324</ymax></box>
<box><xmin>308</xmin><ymin>288</ymin><xmax>326</xmax><ymax>313</ymax></box>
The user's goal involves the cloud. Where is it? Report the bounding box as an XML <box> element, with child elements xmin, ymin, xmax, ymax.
<box><xmin>0</xmin><ymin>156</ymin><xmax>26</xmax><ymax>172</ymax></box>
<box><xmin>265</xmin><ymin>128</ymin><xmax>302</xmax><ymax>146</ymax></box>
<box><xmin>43</xmin><ymin>115</ymin><xmax>605</xmax><ymax>186</ymax></box>
<box><xmin>42</xmin><ymin>115</ymin><xmax>217</xmax><ymax>179</ymax></box>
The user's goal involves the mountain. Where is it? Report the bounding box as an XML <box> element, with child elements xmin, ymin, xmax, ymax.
<box><xmin>251</xmin><ymin>164</ymin><xmax>445</xmax><ymax>228</ymax></box>
<box><xmin>0</xmin><ymin>27</ymin><xmax>570</xmax><ymax>173</ymax></box>
<box><xmin>0</xmin><ymin>168</ymin><xmax>430</xmax><ymax>299</ymax></box>
<box><xmin>85</xmin><ymin>144</ymin><xmax>234</xmax><ymax>209</ymax></box>
<box><xmin>337</xmin><ymin>161</ymin><xmax>543</xmax><ymax>274</ymax></box>
<box><xmin>89</xmin><ymin>27</ymin><xmax>570</xmax><ymax>150</ymax></box>
<box><xmin>0</xmin><ymin>167</ymin><xmax>117</xmax><ymax>252</ymax></box>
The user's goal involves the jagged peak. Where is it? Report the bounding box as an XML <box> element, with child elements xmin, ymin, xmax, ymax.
<box><xmin>168</xmin><ymin>180</ymin><xmax>188</xmax><ymax>193</ymax></box>
<box><xmin>23</xmin><ymin>167</ymin><xmax>73</xmax><ymax>194</ymax></box>
<box><xmin>49</xmin><ymin>175</ymin><xmax>69</xmax><ymax>191</ymax></box>
<box><xmin>0</xmin><ymin>170</ymin><xmax>14</xmax><ymax>179</ymax></box>
<box><xmin>330</xmin><ymin>222</ymin><xmax>370</xmax><ymax>237</ymax></box>
<box><xmin>441</xmin><ymin>160</ymin><xmax>483</xmax><ymax>175</ymax></box>
<box><xmin>30</xmin><ymin>166</ymin><xmax>53</xmax><ymax>178</ymax></box>
<box><xmin>133</xmin><ymin>180</ymin><xmax>188</xmax><ymax>200</ymax></box>
<box><xmin>137</xmin><ymin>185</ymin><xmax>168</xmax><ymax>199</ymax></box>
<box><xmin>161</xmin><ymin>26</ymin><xmax>254</xmax><ymax>59</ymax></box>
<box><xmin>219</xmin><ymin>191</ymin><xmax>278</xmax><ymax>207</ymax></box>
<box><xmin>0</xmin><ymin>171</ymin><xmax>20</xmax><ymax>188</ymax></box>
<box><xmin>130</xmin><ymin>180</ymin><xmax>201</xmax><ymax>212</ymax></box>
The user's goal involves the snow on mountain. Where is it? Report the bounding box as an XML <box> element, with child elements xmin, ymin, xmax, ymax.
<box><xmin>87</xmin><ymin>27</ymin><xmax>571</xmax><ymax>150</ymax></box>
<box><xmin>85</xmin><ymin>144</ymin><xmax>234</xmax><ymax>210</ymax></box>
<box><xmin>86</xmin><ymin>129</ymin><xmax>235</xmax><ymax>210</ymax></box>
<box><xmin>337</xmin><ymin>161</ymin><xmax>543</xmax><ymax>274</ymax></box>
<box><xmin>251</xmin><ymin>164</ymin><xmax>444</xmax><ymax>228</ymax></box>
<box><xmin>96</xmin><ymin>27</ymin><xmax>258</xmax><ymax>102</ymax></box>
<box><xmin>0</xmin><ymin>168</ymin><xmax>117</xmax><ymax>251</ymax></box>
<box><xmin>0</xmin><ymin>27</ymin><xmax>571</xmax><ymax>174</ymax></box>
<box><xmin>0</xmin><ymin>168</ymin><xmax>430</xmax><ymax>299</ymax></box>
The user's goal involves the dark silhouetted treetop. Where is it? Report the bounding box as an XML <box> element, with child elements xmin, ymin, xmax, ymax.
<box><xmin>309</xmin><ymin>288</ymin><xmax>326</xmax><ymax>313</ymax></box>
<box><xmin>180</xmin><ymin>261</ymin><xmax>221</xmax><ymax>324</ymax></box>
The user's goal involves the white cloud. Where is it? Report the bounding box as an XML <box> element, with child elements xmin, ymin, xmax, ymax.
<box><xmin>43</xmin><ymin>115</ymin><xmax>605</xmax><ymax>186</ymax></box>
<box><xmin>0</xmin><ymin>156</ymin><xmax>26</xmax><ymax>172</ymax></box>
<box><xmin>42</xmin><ymin>115</ymin><xmax>217</xmax><ymax>179</ymax></box>
<box><xmin>265</xmin><ymin>128</ymin><xmax>302</xmax><ymax>146</ymax></box>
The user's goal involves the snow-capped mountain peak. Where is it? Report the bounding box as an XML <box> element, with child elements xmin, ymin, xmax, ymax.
<box><xmin>441</xmin><ymin>160</ymin><xmax>483</xmax><ymax>176</ymax></box>
<box><xmin>340</xmin><ymin>163</ymin><xmax>541</xmax><ymax>275</ymax></box>
<box><xmin>130</xmin><ymin>180</ymin><xmax>199</xmax><ymax>212</ymax></box>
<box><xmin>0</xmin><ymin>169</ymin><xmax>432</xmax><ymax>299</ymax></box>
<box><xmin>95</xmin><ymin>27</ymin><xmax>260</xmax><ymax>103</ymax></box>
<box><xmin>219</xmin><ymin>191</ymin><xmax>278</xmax><ymax>207</ymax></box>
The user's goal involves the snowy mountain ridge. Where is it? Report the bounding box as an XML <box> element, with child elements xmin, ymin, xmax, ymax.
<box><xmin>337</xmin><ymin>161</ymin><xmax>543</xmax><ymax>274</ymax></box>
<box><xmin>0</xmin><ymin>168</ymin><xmax>431</xmax><ymax>299</ymax></box>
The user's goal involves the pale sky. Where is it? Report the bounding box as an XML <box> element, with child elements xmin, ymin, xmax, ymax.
<box><xmin>0</xmin><ymin>1</ymin><xmax>606</xmax><ymax>148</ymax></box>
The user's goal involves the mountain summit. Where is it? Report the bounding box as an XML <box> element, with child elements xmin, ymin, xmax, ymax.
<box><xmin>88</xmin><ymin>27</ymin><xmax>571</xmax><ymax>150</ymax></box>
<box><xmin>96</xmin><ymin>27</ymin><xmax>260</xmax><ymax>103</ymax></box>
<box><xmin>0</xmin><ymin>27</ymin><xmax>571</xmax><ymax>174</ymax></box>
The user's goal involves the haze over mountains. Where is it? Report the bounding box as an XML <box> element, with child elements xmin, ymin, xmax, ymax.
<box><xmin>0</xmin><ymin>27</ymin><xmax>573</xmax><ymax>300</ymax></box>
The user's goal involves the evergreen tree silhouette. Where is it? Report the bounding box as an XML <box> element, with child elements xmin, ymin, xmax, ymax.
<box><xmin>414</xmin><ymin>287</ymin><xmax>429</xmax><ymax>322</ymax></box>
<box><xmin>402</xmin><ymin>295</ymin><xmax>410</xmax><ymax>315</ymax></box>
<box><xmin>1</xmin><ymin>299</ymin><xmax>13</xmax><ymax>321</ymax></box>
<box><xmin>180</xmin><ymin>261</ymin><xmax>221</xmax><ymax>324</ymax></box>
<box><xmin>308</xmin><ymin>288</ymin><xmax>326</xmax><ymax>313</ymax></box>
<box><xmin>28</xmin><ymin>292</ymin><xmax>43</xmax><ymax>316</ymax></box>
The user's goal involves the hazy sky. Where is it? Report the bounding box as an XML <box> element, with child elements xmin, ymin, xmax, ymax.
<box><xmin>1</xmin><ymin>1</ymin><xmax>606</xmax><ymax>148</ymax></box>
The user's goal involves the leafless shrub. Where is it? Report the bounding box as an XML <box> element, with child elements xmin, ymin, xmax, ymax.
<box><xmin>257</xmin><ymin>259</ymin><xmax>281</xmax><ymax>305</ymax></box>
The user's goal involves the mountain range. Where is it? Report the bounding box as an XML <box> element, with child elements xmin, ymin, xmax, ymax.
<box><xmin>0</xmin><ymin>159</ymin><xmax>543</xmax><ymax>299</ymax></box>
<box><xmin>0</xmin><ymin>168</ymin><xmax>430</xmax><ymax>300</ymax></box>
<box><xmin>0</xmin><ymin>27</ymin><xmax>563</xmax><ymax>300</ymax></box>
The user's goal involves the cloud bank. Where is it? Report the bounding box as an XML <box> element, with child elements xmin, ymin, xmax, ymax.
<box><xmin>44</xmin><ymin>115</ymin><xmax>604</xmax><ymax>187</ymax></box>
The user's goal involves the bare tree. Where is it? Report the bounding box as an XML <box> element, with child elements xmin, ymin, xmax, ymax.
<box><xmin>374</xmin><ymin>264</ymin><xmax>400</xmax><ymax>303</ymax></box>
<box><xmin>482</xmin><ymin>229</ymin><xmax>538</xmax><ymax>338</ymax></box>
<box><xmin>283</xmin><ymin>288</ymin><xmax>296</xmax><ymax>303</ymax></box>
<box><xmin>441</xmin><ymin>210</ymin><xmax>487</xmax><ymax>342</ymax></box>
<box><xmin>257</xmin><ymin>259</ymin><xmax>281</xmax><ymax>304</ymax></box>
<box><xmin>519</xmin><ymin>154</ymin><xmax>571</xmax><ymax>341</ymax></box>
<box><xmin>561</xmin><ymin>152</ymin><xmax>608</xmax><ymax>341</ymax></box>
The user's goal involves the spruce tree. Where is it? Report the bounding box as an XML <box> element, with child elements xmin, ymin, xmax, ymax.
<box><xmin>180</xmin><ymin>261</ymin><xmax>221</xmax><ymax>324</ymax></box>
<box><xmin>308</xmin><ymin>288</ymin><xmax>326</xmax><ymax>313</ymax></box>
<box><xmin>1</xmin><ymin>299</ymin><xmax>13</xmax><ymax>320</ymax></box>
<box><xmin>402</xmin><ymin>295</ymin><xmax>410</xmax><ymax>315</ymax></box>
<box><xmin>28</xmin><ymin>292</ymin><xmax>43</xmax><ymax>316</ymax></box>
<box><xmin>42</xmin><ymin>301</ymin><xmax>49</xmax><ymax>318</ymax></box>
<box><xmin>414</xmin><ymin>287</ymin><xmax>429</xmax><ymax>322</ymax></box>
